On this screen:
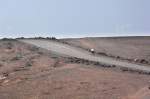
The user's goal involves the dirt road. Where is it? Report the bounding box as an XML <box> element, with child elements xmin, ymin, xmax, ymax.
<box><xmin>20</xmin><ymin>39</ymin><xmax>150</xmax><ymax>73</ymax></box>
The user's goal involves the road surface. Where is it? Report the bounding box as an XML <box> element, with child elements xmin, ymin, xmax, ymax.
<box><xmin>20</xmin><ymin>39</ymin><xmax>150</xmax><ymax>73</ymax></box>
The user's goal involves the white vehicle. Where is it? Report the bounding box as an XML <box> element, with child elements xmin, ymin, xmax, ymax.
<box><xmin>90</xmin><ymin>49</ymin><xmax>95</xmax><ymax>54</ymax></box>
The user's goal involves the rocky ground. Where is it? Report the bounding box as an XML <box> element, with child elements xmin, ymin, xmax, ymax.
<box><xmin>0</xmin><ymin>39</ymin><xmax>150</xmax><ymax>99</ymax></box>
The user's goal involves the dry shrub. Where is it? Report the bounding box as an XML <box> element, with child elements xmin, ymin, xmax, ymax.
<box><xmin>25</xmin><ymin>61</ymin><xmax>33</xmax><ymax>67</ymax></box>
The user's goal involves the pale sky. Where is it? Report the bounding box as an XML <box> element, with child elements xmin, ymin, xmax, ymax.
<box><xmin>0</xmin><ymin>0</ymin><xmax>150</xmax><ymax>38</ymax></box>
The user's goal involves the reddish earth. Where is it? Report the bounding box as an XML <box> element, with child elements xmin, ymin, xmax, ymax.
<box><xmin>124</xmin><ymin>87</ymin><xmax>150</xmax><ymax>99</ymax></box>
<box><xmin>0</xmin><ymin>39</ymin><xmax>150</xmax><ymax>99</ymax></box>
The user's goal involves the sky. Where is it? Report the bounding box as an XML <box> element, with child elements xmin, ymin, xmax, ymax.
<box><xmin>0</xmin><ymin>0</ymin><xmax>150</xmax><ymax>38</ymax></box>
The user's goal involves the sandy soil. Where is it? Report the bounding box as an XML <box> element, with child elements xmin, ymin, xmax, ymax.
<box><xmin>0</xmin><ymin>40</ymin><xmax>150</xmax><ymax>99</ymax></box>
<box><xmin>62</xmin><ymin>36</ymin><xmax>150</xmax><ymax>63</ymax></box>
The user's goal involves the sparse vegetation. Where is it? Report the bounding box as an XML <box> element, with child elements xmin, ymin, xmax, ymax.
<box><xmin>0</xmin><ymin>63</ymin><xmax>3</xmax><ymax>67</ymax></box>
<box><xmin>5</xmin><ymin>42</ymin><xmax>13</xmax><ymax>49</ymax></box>
<box><xmin>51</xmin><ymin>37</ymin><xmax>56</xmax><ymax>40</ymax></box>
<box><xmin>37</xmin><ymin>51</ymin><xmax>44</xmax><ymax>55</ymax></box>
<box><xmin>29</xmin><ymin>46</ymin><xmax>39</xmax><ymax>52</ymax></box>
<box><xmin>11</xmin><ymin>54</ymin><xmax>23</xmax><ymax>61</ymax></box>
<box><xmin>13</xmin><ymin>66</ymin><xmax>28</xmax><ymax>72</ymax></box>
<box><xmin>1</xmin><ymin>58</ymin><xmax>7</xmax><ymax>62</ymax></box>
<box><xmin>25</xmin><ymin>61</ymin><xmax>33</xmax><ymax>67</ymax></box>
<box><xmin>16</xmin><ymin>37</ymin><xmax>25</xmax><ymax>39</ymax></box>
<box><xmin>1</xmin><ymin>38</ymin><xmax>16</xmax><ymax>41</ymax></box>
<box><xmin>16</xmin><ymin>37</ymin><xmax>58</xmax><ymax>40</ymax></box>
<box><xmin>53</xmin><ymin>60</ymin><xmax>60</xmax><ymax>68</ymax></box>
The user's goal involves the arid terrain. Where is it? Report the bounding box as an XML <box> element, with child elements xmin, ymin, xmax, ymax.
<box><xmin>62</xmin><ymin>36</ymin><xmax>150</xmax><ymax>64</ymax></box>
<box><xmin>0</xmin><ymin>37</ymin><xmax>150</xmax><ymax>99</ymax></box>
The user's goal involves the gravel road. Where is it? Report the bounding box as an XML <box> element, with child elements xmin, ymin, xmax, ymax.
<box><xmin>20</xmin><ymin>39</ymin><xmax>150</xmax><ymax>73</ymax></box>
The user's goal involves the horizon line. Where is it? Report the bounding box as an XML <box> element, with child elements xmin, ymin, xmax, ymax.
<box><xmin>0</xmin><ymin>32</ymin><xmax>150</xmax><ymax>39</ymax></box>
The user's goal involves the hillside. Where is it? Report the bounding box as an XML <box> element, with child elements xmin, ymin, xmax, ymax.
<box><xmin>62</xmin><ymin>36</ymin><xmax>150</xmax><ymax>63</ymax></box>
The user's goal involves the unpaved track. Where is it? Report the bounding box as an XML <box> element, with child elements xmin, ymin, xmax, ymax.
<box><xmin>20</xmin><ymin>39</ymin><xmax>150</xmax><ymax>73</ymax></box>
